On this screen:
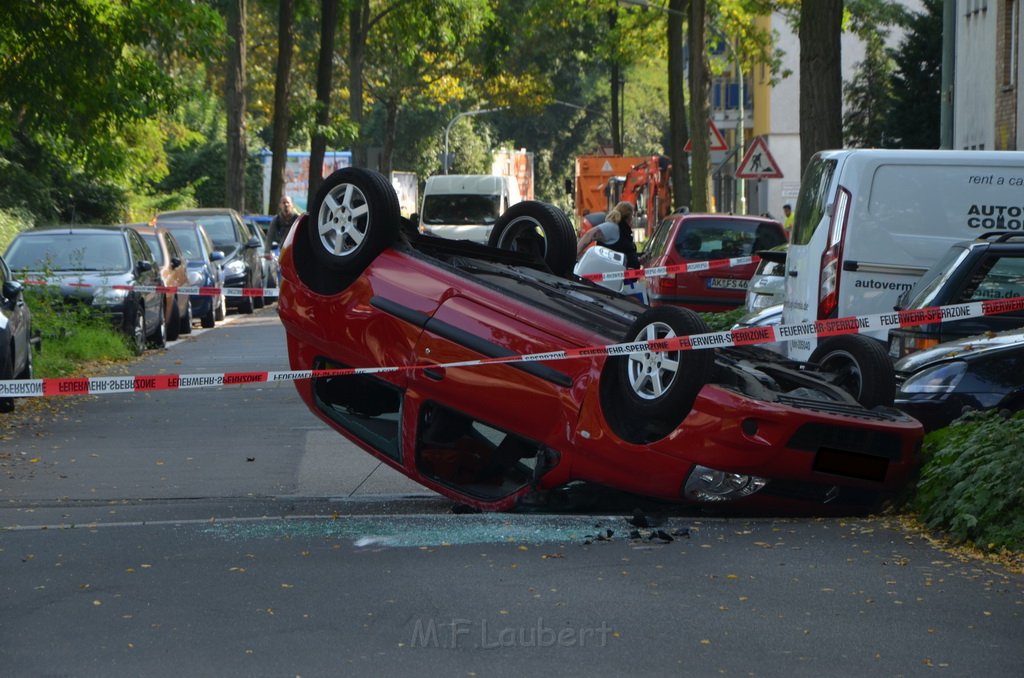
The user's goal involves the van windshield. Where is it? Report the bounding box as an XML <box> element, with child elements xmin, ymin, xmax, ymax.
<box><xmin>791</xmin><ymin>157</ymin><xmax>837</xmax><ymax>246</ymax></box>
<box><xmin>421</xmin><ymin>194</ymin><xmax>501</xmax><ymax>225</ymax></box>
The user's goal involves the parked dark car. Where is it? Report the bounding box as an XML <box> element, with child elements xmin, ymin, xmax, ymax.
<box><xmin>4</xmin><ymin>225</ymin><xmax>164</xmax><ymax>354</ymax></box>
<box><xmin>277</xmin><ymin>168</ymin><xmax>923</xmax><ymax>514</ymax></box>
<box><xmin>129</xmin><ymin>224</ymin><xmax>193</xmax><ymax>340</ymax></box>
<box><xmin>894</xmin><ymin>327</ymin><xmax>1024</xmax><ymax>432</ymax></box>
<box><xmin>242</xmin><ymin>214</ymin><xmax>279</xmax><ymax>291</ymax></box>
<box><xmin>155</xmin><ymin>208</ymin><xmax>265</xmax><ymax>313</ymax></box>
<box><xmin>157</xmin><ymin>220</ymin><xmax>226</xmax><ymax>328</ymax></box>
<box><xmin>889</xmin><ymin>233</ymin><xmax>1024</xmax><ymax>360</ymax></box>
<box><xmin>744</xmin><ymin>244</ymin><xmax>788</xmax><ymax>313</ymax></box>
<box><xmin>640</xmin><ymin>213</ymin><xmax>788</xmax><ymax>312</ymax></box>
<box><xmin>0</xmin><ymin>252</ymin><xmax>38</xmax><ymax>413</ymax></box>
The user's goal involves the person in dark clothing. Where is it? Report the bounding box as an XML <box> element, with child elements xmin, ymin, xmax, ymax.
<box><xmin>268</xmin><ymin>195</ymin><xmax>299</xmax><ymax>248</ymax></box>
<box><xmin>575</xmin><ymin>201</ymin><xmax>641</xmax><ymax>269</ymax></box>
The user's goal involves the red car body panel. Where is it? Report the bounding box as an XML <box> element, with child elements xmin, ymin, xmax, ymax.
<box><xmin>280</xmin><ymin>214</ymin><xmax>922</xmax><ymax>512</ymax></box>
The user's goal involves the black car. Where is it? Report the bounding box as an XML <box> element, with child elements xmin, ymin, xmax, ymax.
<box><xmin>0</xmin><ymin>252</ymin><xmax>38</xmax><ymax>413</ymax></box>
<box><xmin>155</xmin><ymin>208</ymin><xmax>265</xmax><ymax>313</ymax></box>
<box><xmin>889</xmin><ymin>233</ymin><xmax>1024</xmax><ymax>360</ymax></box>
<box><xmin>4</xmin><ymin>225</ymin><xmax>165</xmax><ymax>354</ymax></box>
<box><xmin>894</xmin><ymin>327</ymin><xmax>1024</xmax><ymax>432</ymax></box>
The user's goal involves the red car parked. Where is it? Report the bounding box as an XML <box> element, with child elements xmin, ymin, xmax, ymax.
<box><xmin>641</xmin><ymin>213</ymin><xmax>788</xmax><ymax>312</ymax></box>
<box><xmin>278</xmin><ymin>168</ymin><xmax>922</xmax><ymax>513</ymax></box>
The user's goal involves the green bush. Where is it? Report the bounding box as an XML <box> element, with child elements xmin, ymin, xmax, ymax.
<box><xmin>0</xmin><ymin>207</ymin><xmax>34</xmax><ymax>251</ymax></box>
<box><xmin>914</xmin><ymin>409</ymin><xmax>1024</xmax><ymax>551</ymax></box>
<box><xmin>700</xmin><ymin>307</ymin><xmax>746</xmax><ymax>332</ymax></box>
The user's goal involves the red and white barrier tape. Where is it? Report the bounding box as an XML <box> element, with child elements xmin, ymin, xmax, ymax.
<box><xmin>578</xmin><ymin>255</ymin><xmax>759</xmax><ymax>283</ymax></box>
<box><xmin>3</xmin><ymin>296</ymin><xmax>1023</xmax><ymax>400</ymax></box>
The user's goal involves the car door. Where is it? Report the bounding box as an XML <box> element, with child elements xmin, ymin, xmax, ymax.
<box><xmin>127</xmin><ymin>230</ymin><xmax>163</xmax><ymax>335</ymax></box>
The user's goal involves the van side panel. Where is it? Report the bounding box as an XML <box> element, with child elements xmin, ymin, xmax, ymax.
<box><xmin>784</xmin><ymin>150</ymin><xmax>1024</xmax><ymax>362</ymax></box>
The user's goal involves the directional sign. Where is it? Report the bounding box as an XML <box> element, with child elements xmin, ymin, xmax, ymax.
<box><xmin>735</xmin><ymin>136</ymin><xmax>783</xmax><ymax>179</ymax></box>
<box><xmin>684</xmin><ymin>120</ymin><xmax>729</xmax><ymax>152</ymax></box>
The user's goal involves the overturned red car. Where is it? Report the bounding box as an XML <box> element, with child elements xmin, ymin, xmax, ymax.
<box><xmin>278</xmin><ymin>168</ymin><xmax>923</xmax><ymax>513</ymax></box>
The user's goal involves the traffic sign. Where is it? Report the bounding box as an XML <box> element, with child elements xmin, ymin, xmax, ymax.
<box><xmin>684</xmin><ymin>120</ymin><xmax>729</xmax><ymax>153</ymax></box>
<box><xmin>735</xmin><ymin>137</ymin><xmax>783</xmax><ymax>179</ymax></box>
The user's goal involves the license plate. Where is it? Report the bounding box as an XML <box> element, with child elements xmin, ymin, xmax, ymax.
<box><xmin>707</xmin><ymin>278</ymin><xmax>748</xmax><ymax>290</ymax></box>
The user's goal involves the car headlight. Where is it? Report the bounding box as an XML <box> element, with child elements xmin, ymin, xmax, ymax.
<box><xmin>749</xmin><ymin>293</ymin><xmax>777</xmax><ymax>311</ymax></box>
<box><xmin>683</xmin><ymin>465</ymin><xmax>767</xmax><ymax>502</ymax></box>
<box><xmin>93</xmin><ymin>286</ymin><xmax>129</xmax><ymax>305</ymax></box>
<box><xmin>224</xmin><ymin>259</ymin><xmax>245</xmax><ymax>276</ymax></box>
<box><xmin>898</xmin><ymin>361</ymin><xmax>967</xmax><ymax>395</ymax></box>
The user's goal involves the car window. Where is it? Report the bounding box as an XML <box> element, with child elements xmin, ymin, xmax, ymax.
<box><xmin>643</xmin><ymin>216</ymin><xmax>676</xmax><ymax>258</ymax></box>
<box><xmin>140</xmin><ymin>233</ymin><xmax>166</xmax><ymax>265</ymax></box>
<box><xmin>193</xmin><ymin>215</ymin><xmax>238</xmax><ymax>244</ymax></box>
<box><xmin>966</xmin><ymin>255</ymin><xmax>1024</xmax><ymax>302</ymax></box>
<box><xmin>5</xmin><ymin>233</ymin><xmax>130</xmax><ymax>272</ymax></box>
<box><xmin>164</xmin><ymin>232</ymin><xmax>183</xmax><ymax>262</ymax></box>
<box><xmin>414</xmin><ymin>401</ymin><xmax>540</xmax><ymax>501</ymax></box>
<box><xmin>166</xmin><ymin>228</ymin><xmax>200</xmax><ymax>259</ymax></box>
<box><xmin>791</xmin><ymin>157</ymin><xmax>837</xmax><ymax>246</ymax></box>
<box><xmin>421</xmin><ymin>194</ymin><xmax>501</xmax><ymax>225</ymax></box>
<box><xmin>673</xmin><ymin>218</ymin><xmax>786</xmax><ymax>261</ymax></box>
<box><xmin>312</xmin><ymin>360</ymin><xmax>402</xmax><ymax>462</ymax></box>
<box><xmin>127</xmin><ymin>230</ymin><xmax>151</xmax><ymax>266</ymax></box>
<box><xmin>903</xmin><ymin>245</ymin><xmax>973</xmax><ymax>309</ymax></box>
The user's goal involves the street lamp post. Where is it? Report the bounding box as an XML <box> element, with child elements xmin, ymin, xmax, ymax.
<box><xmin>443</xmin><ymin>108</ymin><xmax>504</xmax><ymax>174</ymax></box>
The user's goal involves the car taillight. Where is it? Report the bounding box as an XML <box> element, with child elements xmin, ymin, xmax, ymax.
<box><xmin>818</xmin><ymin>186</ymin><xmax>851</xmax><ymax>319</ymax></box>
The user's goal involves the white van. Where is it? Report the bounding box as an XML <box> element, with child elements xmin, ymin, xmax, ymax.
<box><xmin>784</xmin><ymin>149</ymin><xmax>1024</xmax><ymax>369</ymax></box>
<box><xmin>417</xmin><ymin>174</ymin><xmax>523</xmax><ymax>243</ymax></box>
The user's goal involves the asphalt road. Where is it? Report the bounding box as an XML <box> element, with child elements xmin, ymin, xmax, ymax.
<box><xmin>2</xmin><ymin>306</ymin><xmax>1022</xmax><ymax>677</ymax></box>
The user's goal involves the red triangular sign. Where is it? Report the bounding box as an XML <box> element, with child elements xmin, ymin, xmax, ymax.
<box><xmin>736</xmin><ymin>137</ymin><xmax>783</xmax><ymax>179</ymax></box>
<box><xmin>684</xmin><ymin>120</ymin><xmax>729</xmax><ymax>152</ymax></box>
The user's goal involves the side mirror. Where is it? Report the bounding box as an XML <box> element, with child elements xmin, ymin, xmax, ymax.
<box><xmin>210</xmin><ymin>250</ymin><xmax>225</xmax><ymax>262</ymax></box>
<box><xmin>136</xmin><ymin>260</ymin><xmax>153</xmax><ymax>273</ymax></box>
<box><xmin>246</xmin><ymin>237</ymin><xmax>261</xmax><ymax>249</ymax></box>
<box><xmin>170</xmin><ymin>256</ymin><xmax>182</xmax><ymax>268</ymax></box>
<box><xmin>2</xmin><ymin>279</ymin><xmax>23</xmax><ymax>304</ymax></box>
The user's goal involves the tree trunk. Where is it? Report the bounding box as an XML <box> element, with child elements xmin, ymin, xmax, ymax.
<box><xmin>799</xmin><ymin>0</ymin><xmax>843</xmax><ymax>176</ymax></box>
<box><xmin>668</xmin><ymin>0</ymin><xmax>690</xmax><ymax>210</ymax></box>
<box><xmin>308</xmin><ymin>0</ymin><xmax>339</xmax><ymax>209</ymax></box>
<box><xmin>349</xmin><ymin>0</ymin><xmax>368</xmax><ymax>168</ymax></box>
<box><xmin>688</xmin><ymin>0</ymin><xmax>710</xmax><ymax>212</ymax></box>
<box><xmin>381</xmin><ymin>98</ymin><xmax>398</xmax><ymax>176</ymax></box>
<box><xmin>609</xmin><ymin>10</ymin><xmax>622</xmax><ymax>155</ymax></box>
<box><xmin>269</xmin><ymin>0</ymin><xmax>294</xmax><ymax>214</ymax></box>
<box><xmin>225</xmin><ymin>0</ymin><xmax>247</xmax><ymax>212</ymax></box>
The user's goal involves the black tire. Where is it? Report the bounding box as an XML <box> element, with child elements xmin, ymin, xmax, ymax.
<box><xmin>179</xmin><ymin>300</ymin><xmax>193</xmax><ymax>335</ymax></box>
<box><xmin>487</xmin><ymin>201</ymin><xmax>577</xmax><ymax>278</ymax></box>
<box><xmin>810</xmin><ymin>335</ymin><xmax>895</xmax><ymax>409</ymax></box>
<box><xmin>166</xmin><ymin>301</ymin><xmax>181</xmax><ymax>342</ymax></box>
<box><xmin>201</xmin><ymin>303</ymin><xmax>216</xmax><ymax>329</ymax></box>
<box><xmin>129</xmin><ymin>306</ymin><xmax>146</xmax><ymax>356</ymax></box>
<box><xmin>0</xmin><ymin>345</ymin><xmax>14</xmax><ymax>413</ymax></box>
<box><xmin>606</xmin><ymin>306</ymin><xmax>714</xmax><ymax>425</ymax></box>
<box><xmin>214</xmin><ymin>294</ymin><xmax>226</xmax><ymax>321</ymax></box>
<box><xmin>306</xmin><ymin>167</ymin><xmax>401</xmax><ymax>274</ymax></box>
<box><xmin>239</xmin><ymin>291</ymin><xmax>255</xmax><ymax>315</ymax></box>
<box><xmin>147</xmin><ymin>302</ymin><xmax>167</xmax><ymax>349</ymax></box>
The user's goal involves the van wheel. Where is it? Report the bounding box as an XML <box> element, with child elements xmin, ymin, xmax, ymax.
<box><xmin>487</xmin><ymin>201</ymin><xmax>576</xmax><ymax>278</ymax></box>
<box><xmin>307</xmin><ymin>167</ymin><xmax>400</xmax><ymax>274</ymax></box>
<box><xmin>810</xmin><ymin>335</ymin><xmax>895</xmax><ymax>408</ymax></box>
<box><xmin>603</xmin><ymin>307</ymin><xmax>713</xmax><ymax>436</ymax></box>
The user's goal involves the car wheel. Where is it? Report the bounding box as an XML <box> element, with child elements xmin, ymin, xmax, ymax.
<box><xmin>487</xmin><ymin>201</ymin><xmax>577</xmax><ymax>278</ymax></box>
<box><xmin>147</xmin><ymin>303</ymin><xmax>167</xmax><ymax>349</ymax></box>
<box><xmin>201</xmin><ymin>302</ymin><xmax>216</xmax><ymax>329</ymax></box>
<box><xmin>306</xmin><ymin>167</ymin><xmax>401</xmax><ymax>274</ymax></box>
<box><xmin>606</xmin><ymin>306</ymin><xmax>714</xmax><ymax>426</ymax></box>
<box><xmin>129</xmin><ymin>306</ymin><xmax>146</xmax><ymax>356</ymax></box>
<box><xmin>180</xmin><ymin>300</ymin><xmax>193</xmax><ymax>335</ymax></box>
<box><xmin>810</xmin><ymin>335</ymin><xmax>895</xmax><ymax>408</ymax></box>
<box><xmin>239</xmin><ymin>291</ymin><xmax>255</xmax><ymax>314</ymax></box>
<box><xmin>0</xmin><ymin>346</ymin><xmax>14</xmax><ymax>413</ymax></box>
<box><xmin>166</xmin><ymin>300</ymin><xmax>181</xmax><ymax>342</ymax></box>
<box><xmin>215</xmin><ymin>294</ymin><xmax>226</xmax><ymax>321</ymax></box>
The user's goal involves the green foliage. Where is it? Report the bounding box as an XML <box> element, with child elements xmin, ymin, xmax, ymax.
<box><xmin>24</xmin><ymin>287</ymin><xmax>134</xmax><ymax>377</ymax></box>
<box><xmin>887</xmin><ymin>0</ymin><xmax>942</xmax><ymax>148</ymax></box>
<box><xmin>699</xmin><ymin>307</ymin><xmax>746</xmax><ymax>332</ymax></box>
<box><xmin>914</xmin><ymin>409</ymin><xmax>1024</xmax><ymax>551</ymax></box>
<box><xmin>0</xmin><ymin>207</ymin><xmax>34</xmax><ymax>252</ymax></box>
<box><xmin>842</xmin><ymin>32</ymin><xmax>897</xmax><ymax>147</ymax></box>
